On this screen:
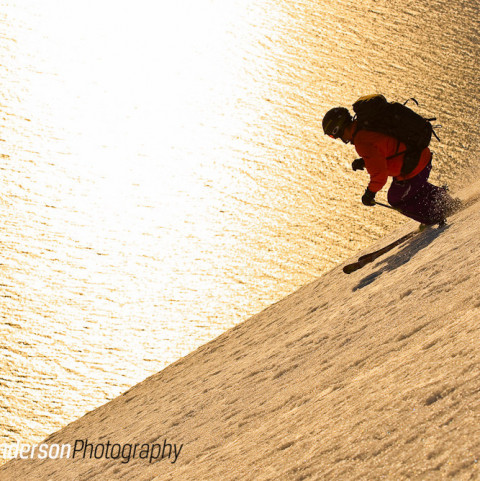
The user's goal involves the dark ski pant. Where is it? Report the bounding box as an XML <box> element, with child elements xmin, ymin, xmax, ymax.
<box><xmin>387</xmin><ymin>162</ymin><xmax>449</xmax><ymax>225</ymax></box>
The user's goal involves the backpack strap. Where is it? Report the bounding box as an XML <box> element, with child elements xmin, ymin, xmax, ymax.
<box><xmin>386</xmin><ymin>139</ymin><xmax>405</xmax><ymax>160</ymax></box>
<box><xmin>403</xmin><ymin>98</ymin><xmax>419</xmax><ymax>106</ymax></box>
<box><xmin>351</xmin><ymin>120</ymin><xmax>361</xmax><ymax>143</ymax></box>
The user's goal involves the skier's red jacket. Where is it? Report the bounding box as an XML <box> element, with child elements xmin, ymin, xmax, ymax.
<box><xmin>353</xmin><ymin>127</ymin><xmax>432</xmax><ymax>193</ymax></box>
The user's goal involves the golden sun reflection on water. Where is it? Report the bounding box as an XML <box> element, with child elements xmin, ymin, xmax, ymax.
<box><xmin>1</xmin><ymin>0</ymin><xmax>479</xmax><ymax>454</ymax></box>
<box><xmin>2</xmin><ymin>0</ymin><xmax>297</xmax><ymax>449</ymax></box>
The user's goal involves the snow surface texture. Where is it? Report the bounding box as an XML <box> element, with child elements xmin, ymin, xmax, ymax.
<box><xmin>2</xmin><ymin>183</ymin><xmax>480</xmax><ymax>481</ymax></box>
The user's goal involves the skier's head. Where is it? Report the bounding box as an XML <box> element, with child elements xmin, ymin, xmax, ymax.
<box><xmin>322</xmin><ymin>107</ymin><xmax>352</xmax><ymax>143</ymax></box>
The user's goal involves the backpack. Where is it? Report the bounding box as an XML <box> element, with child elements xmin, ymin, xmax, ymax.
<box><xmin>352</xmin><ymin>94</ymin><xmax>439</xmax><ymax>175</ymax></box>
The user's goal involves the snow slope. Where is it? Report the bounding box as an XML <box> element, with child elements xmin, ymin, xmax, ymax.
<box><xmin>2</xmin><ymin>184</ymin><xmax>480</xmax><ymax>481</ymax></box>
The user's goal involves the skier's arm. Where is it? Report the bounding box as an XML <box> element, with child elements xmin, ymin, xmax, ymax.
<box><xmin>355</xmin><ymin>142</ymin><xmax>389</xmax><ymax>193</ymax></box>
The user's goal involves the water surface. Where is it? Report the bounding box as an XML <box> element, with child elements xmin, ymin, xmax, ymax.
<box><xmin>0</xmin><ymin>0</ymin><xmax>478</xmax><ymax>451</ymax></box>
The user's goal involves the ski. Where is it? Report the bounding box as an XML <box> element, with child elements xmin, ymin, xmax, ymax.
<box><xmin>343</xmin><ymin>230</ymin><xmax>418</xmax><ymax>274</ymax></box>
<box><xmin>342</xmin><ymin>189</ymin><xmax>480</xmax><ymax>275</ymax></box>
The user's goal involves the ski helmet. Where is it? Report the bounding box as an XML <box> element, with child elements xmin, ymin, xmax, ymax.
<box><xmin>322</xmin><ymin>107</ymin><xmax>352</xmax><ymax>139</ymax></box>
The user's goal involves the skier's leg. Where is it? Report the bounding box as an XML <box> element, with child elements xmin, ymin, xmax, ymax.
<box><xmin>388</xmin><ymin>163</ymin><xmax>456</xmax><ymax>225</ymax></box>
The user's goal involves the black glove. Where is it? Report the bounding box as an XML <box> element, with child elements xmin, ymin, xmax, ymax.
<box><xmin>361</xmin><ymin>189</ymin><xmax>376</xmax><ymax>206</ymax></box>
<box><xmin>352</xmin><ymin>158</ymin><xmax>365</xmax><ymax>171</ymax></box>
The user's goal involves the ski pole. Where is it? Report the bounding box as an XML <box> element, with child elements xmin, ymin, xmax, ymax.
<box><xmin>374</xmin><ymin>201</ymin><xmax>403</xmax><ymax>213</ymax></box>
<box><xmin>374</xmin><ymin>201</ymin><xmax>394</xmax><ymax>210</ymax></box>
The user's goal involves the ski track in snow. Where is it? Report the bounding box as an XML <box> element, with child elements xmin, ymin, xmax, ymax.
<box><xmin>2</xmin><ymin>183</ymin><xmax>480</xmax><ymax>481</ymax></box>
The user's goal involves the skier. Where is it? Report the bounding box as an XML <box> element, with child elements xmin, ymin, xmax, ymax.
<box><xmin>322</xmin><ymin>103</ymin><xmax>460</xmax><ymax>225</ymax></box>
